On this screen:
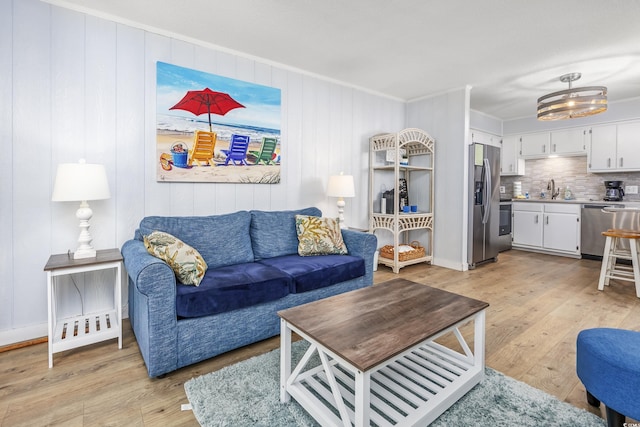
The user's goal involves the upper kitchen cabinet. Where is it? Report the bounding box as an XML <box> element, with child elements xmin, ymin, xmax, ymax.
<box><xmin>500</xmin><ymin>135</ymin><xmax>525</xmax><ymax>176</ymax></box>
<box><xmin>470</xmin><ymin>129</ymin><xmax>501</xmax><ymax>148</ymax></box>
<box><xmin>588</xmin><ymin>120</ymin><xmax>640</xmax><ymax>172</ymax></box>
<box><xmin>616</xmin><ymin>121</ymin><xmax>640</xmax><ymax>169</ymax></box>
<box><xmin>520</xmin><ymin>132</ymin><xmax>550</xmax><ymax>157</ymax></box>
<box><xmin>588</xmin><ymin>125</ymin><xmax>616</xmax><ymax>171</ymax></box>
<box><xmin>470</xmin><ymin>130</ymin><xmax>525</xmax><ymax>176</ymax></box>
<box><xmin>550</xmin><ymin>128</ymin><xmax>587</xmax><ymax>156</ymax></box>
<box><xmin>516</xmin><ymin>129</ymin><xmax>587</xmax><ymax>158</ymax></box>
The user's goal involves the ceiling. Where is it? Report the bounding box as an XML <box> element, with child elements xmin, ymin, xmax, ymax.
<box><xmin>51</xmin><ymin>0</ymin><xmax>640</xmax><ymax>120</ymax></box>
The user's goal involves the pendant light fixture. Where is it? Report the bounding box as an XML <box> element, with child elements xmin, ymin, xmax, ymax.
<box><xmin>537</xmin><ymin>73</ymin><xmax>607</xmax><ymax>121</ymax></box>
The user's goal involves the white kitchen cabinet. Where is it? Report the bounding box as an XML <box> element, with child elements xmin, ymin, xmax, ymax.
<box><xmin>616</xmin><ymin>121</ymin><xmax>640</xmax><ymax>170</ymax></box>
<box><xmin>512</xmin><ymin>203</ymin><xmax>543</xmax><ymax>247</ymax></box>
<box><xmin>550</xmin><ymin>128</ymin><xmax>587</xmax><ymax>156</ymax></box>
<box><xmin>513</xmin><ymin>211</ymin><xmax>543</xmax><ymax>247</ymax></box>
<box><xmin>512</xmin><ymin>202</ymin><xmax>580</xmax><ymax>257</ymax></box>
<box><xmin>507</xmin><ymin>128</ymin><xmax>587</xmax><ymax>159</ymax></box>
<box><xmin>470</xmin><ymin>129</ymin><xmax>501</xmax><ymax>148</ymax></box>
<box><xmin>520</xmin><ymin>132</ymin><xmax>551</xmax><ymax>157</ymax></box>
<box><xmin>500</xmin><ymin>135</ymin><xmax>525</xmax><ymax>176</ymax></box>
<box><xmin>588</xmin><ymin>121</ymin><xmax>640</xmax><ymax>172</ymax></box>
<box><xmin>471</xmin><ymin>130</ymin><xmax>525</xmax><ymax>176</ymax></box>
<box><xmin>588</xmin><ymin>124</ymin><xmax>616</xmax><ymax>171</ymax></box>
<box><xmin>543</xmin><ymin>204</ymin><xmax>581</xmax><ymax>254</ymax></box>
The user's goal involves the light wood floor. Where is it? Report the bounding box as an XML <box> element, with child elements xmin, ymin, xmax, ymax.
<box><xmin>1</xmin><ymin>249</ymin><xmax>639</xmax><ymax>426</ymax></box>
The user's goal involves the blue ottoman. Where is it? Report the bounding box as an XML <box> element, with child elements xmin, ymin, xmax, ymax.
<box><xmin>576</xmin><ymin>328</ymin><xmax>640</xmax><ymax>427</ymax></box>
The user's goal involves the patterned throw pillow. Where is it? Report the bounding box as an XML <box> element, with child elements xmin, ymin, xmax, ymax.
<box><xmin>295</xmin><ymin>215</ymin><xmax>348</xmax><ymax>256</ymax></box>
<box><xmin>144</xmin><ymin>231</ymin><xmax>208</xmax><ymax>286</ymax></box>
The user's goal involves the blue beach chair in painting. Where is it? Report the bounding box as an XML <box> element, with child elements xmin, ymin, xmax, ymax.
<box><xmin>249</xmin><ymin>137</ymin><xmax>278</xmax><ymax>165</ymax></box>
<box><xmin>221</xmin><ymin>134</ymin><xmax>250</xmax><ymax>166</ymax></box>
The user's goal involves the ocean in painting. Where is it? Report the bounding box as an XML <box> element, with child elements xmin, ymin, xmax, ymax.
<box><xmin>157</xmin><ymin>114</ymin><xmax>280</xmax><ymax>144</ymax></box>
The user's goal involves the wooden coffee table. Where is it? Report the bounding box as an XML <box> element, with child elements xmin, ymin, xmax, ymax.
<box><xmin>278</xmin><ymin>278</ymin><xmax>489</xmax><ymax>427</ymax></box>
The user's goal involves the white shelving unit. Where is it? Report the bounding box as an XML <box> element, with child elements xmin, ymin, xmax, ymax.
<box><xmin>44</xmin><ymin>249</ymin><xmax>123</xmax><ymax>367</ymax></box>
<box><xmin>369</xmin><ymin>128</ymin><xmax>435</xmax><ymax>273</ymax></box>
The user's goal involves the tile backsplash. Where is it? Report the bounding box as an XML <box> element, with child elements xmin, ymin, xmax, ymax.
<box><xmin>500</xmin><ymin>156</ymin><xmax>640</xmax><ymax>202</ymax></box>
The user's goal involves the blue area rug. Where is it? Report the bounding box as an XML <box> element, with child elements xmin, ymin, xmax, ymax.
<box><xmin>184</xmin><ymin>340</ymin><xmax>604</xmax><ymax>426</ymax></box>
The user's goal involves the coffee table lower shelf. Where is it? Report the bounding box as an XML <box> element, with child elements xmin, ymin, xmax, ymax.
<box><xmin>281</xmin><ymin>311</ymin><xmax>485</xmax><ymax>427</ymax></box>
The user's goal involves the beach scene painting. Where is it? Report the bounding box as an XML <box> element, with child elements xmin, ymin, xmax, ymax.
<box><xmin>156</xmin><ymin>61</ymin><xmax>281</xmax><ymax>183</ymax></box>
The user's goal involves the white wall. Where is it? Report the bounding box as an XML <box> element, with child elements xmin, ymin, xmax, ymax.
<box><xmin>470</xmin><ymin>109</ymin><xmax>503</xmax><ymax>136</ymax></box>
<box><xmin>0</xmin><ymin>0</ymin><xmax>405</xmax><ymax>345</ymax></box>
<box><xmin>406</xmin><ymin>87</ymin><xmax>471</xmax><ymax>271</ymax></box>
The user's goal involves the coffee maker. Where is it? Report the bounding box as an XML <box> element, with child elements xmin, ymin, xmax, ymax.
<box><xmin>604</xmin><ymin>180</ymin><xmax>625</xmax><ymax>201</ymax></box>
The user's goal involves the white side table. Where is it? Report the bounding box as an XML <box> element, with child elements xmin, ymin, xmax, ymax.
<box><xmin>44</xmin><ymin>248</ymin><xmax>123</xmax><ymax>367</ymax></box>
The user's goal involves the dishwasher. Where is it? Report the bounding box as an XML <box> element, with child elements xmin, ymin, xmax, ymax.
<box><xmin>581</xmin><ymin>204</ymin><xmax>640</xmax><ymax>259</ymax></box>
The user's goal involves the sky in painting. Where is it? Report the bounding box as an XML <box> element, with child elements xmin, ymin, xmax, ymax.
<box><xmin>157</xmin><ymin>61</ymin><xmax>281</xmax><ymax>132</ymax></box>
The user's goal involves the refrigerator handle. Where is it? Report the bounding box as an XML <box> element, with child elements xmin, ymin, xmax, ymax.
<box><xmin>482</xmin><ymin>158</ymin><xmax>491</xmax><ymax>224</ymax></box>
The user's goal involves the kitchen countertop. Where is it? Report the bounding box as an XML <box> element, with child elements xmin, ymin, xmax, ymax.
<box><xmin>508</xmin><ymin>198</ymin><xmax>640</xmax><ymax>207</ymax></box>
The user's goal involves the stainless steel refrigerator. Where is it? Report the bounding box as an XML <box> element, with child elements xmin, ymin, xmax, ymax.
<box><xmin>468</xmin><ymin>143</ymin><xmax>500</xmax><ymax>268</ymax></box>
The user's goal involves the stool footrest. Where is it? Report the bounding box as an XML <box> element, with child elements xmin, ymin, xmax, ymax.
<box><xmin>605</xmin><ymin>250</ymin><xmax>632</xmax><ymax>260</ymax></box>
<box><xmin>598</xmin><ymin>233</ymin><xmax>640</xmax><ymax>298</ymax></box>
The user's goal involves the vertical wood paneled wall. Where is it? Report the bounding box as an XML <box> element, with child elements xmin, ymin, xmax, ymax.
<box><xmin>0</xmin><ymin>0</ymin><xmax>405</xmax><ymax>345</ymax></box>
<box><xmin>407</xmin><ymin>88</ymin><xmax>471</xmax><ymax>271</ymax></box>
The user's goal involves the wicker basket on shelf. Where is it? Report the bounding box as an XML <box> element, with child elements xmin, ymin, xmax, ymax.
<box><xmin>379</xmin><ymin>241</ymin><xmax>425</xmax><ymax>261</ymax></box>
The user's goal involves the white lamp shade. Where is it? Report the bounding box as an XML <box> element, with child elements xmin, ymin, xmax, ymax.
<box><xmin>326</xmin><ymin>174</ymin><xmax>355</xmax><ymax>198</ymax></box>
<box><xmin>52</xmin><ymin>160</ymin><xmax>111</xmax><ymax>202</ymax></box>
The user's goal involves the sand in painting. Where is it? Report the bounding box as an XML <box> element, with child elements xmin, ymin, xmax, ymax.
<box><xmin>156</xmin><ymin>131</ymin><xmax>280</xmax><ymax>183</ymax></box>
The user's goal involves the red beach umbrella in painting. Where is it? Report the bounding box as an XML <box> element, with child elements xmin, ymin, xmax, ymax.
<box><xmin>169</xmin><ymin>88</ymin><xmax>245</xmax><ymax>131</ymax></box>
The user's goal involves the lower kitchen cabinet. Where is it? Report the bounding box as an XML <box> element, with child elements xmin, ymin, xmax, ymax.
<box><xmin>513</xmin><ymin>206</ymin><xmax>543</xmax><ymax>247</ymax></box>
<box><xmin>512</xmin><ymin>202</ymin><xmax>580</xmax><ymax>257</ymax></box>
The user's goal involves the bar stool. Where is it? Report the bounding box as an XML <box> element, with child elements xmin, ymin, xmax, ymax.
<box><xmin>598</xmin><ymin>229</ymin><xmax>640</xmax><ymax>298</ymax></box>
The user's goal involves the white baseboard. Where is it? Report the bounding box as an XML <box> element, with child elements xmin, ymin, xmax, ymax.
<box><xmin>0</xmin><ymin>323</ymin><xmax>48</xmax><ymax>347</ymax></box>
<box><xmin>432</xmin><ymin>256</ymin><xmax>466</xmax><ymax>271</ymax></box>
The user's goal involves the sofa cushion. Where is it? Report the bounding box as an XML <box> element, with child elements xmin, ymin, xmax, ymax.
<box><xmin>258</xmin><ymin>254</ymin><xmax>365</xmax><ymax>293</ymax></box>
<box><xmin>139</xmin><ymin>212</ymin><xmax>254</xmax><ymax>269</ymax></box>
<box><xmin>175</xmin><ymin>262</ymin><xmax>292</xmax><ymax>318</ymax></box>
<box><xmin>295</xmin><ymin>215</ymin><xmax>348</xmax><ymax>256</ymax></box>
<box><xmin>250</xmin><ymin>207</ymin><xmax>321</xmax><ymax>260</ymax></box>
<box><xmin>143</xmin><ymin>231</ymin><xmax>208</xmax><ymax>286</ymax></box>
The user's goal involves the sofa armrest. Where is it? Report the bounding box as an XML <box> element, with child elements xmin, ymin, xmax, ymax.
<box><xmin>122</xmin><ymin>239</ymin><xmax>180</xmax><ymax>377</ymax></box>
<box><xmin>122</xmin><ymin>239</ymin><xmax>177</xmax><ymax>298</ymax></box>
<box><xmin>341</xmin><ymin>229</ymin><xmax>378</xmax><ymax>283</ymax></box>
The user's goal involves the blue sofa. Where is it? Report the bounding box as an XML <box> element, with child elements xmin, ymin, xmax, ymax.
<box><xmin>121</xmin><ymin>207</ymin><xmax>377</xmax><ymax>377</ymax></box>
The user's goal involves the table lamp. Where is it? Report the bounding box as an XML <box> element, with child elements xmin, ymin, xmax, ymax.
<box><xmin>52</xmin><ymin>159</ymin><xmax>111</xmax><ymax>259</ymax></box>
<box><xmin>326</xmin><ymin>172</ymin><xmax>355</xmax><ymax>228</ymax></box>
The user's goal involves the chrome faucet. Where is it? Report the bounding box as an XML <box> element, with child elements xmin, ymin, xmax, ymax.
<box><xmin>547</xmin><ymin>179</ymin><xmax>560</xmax><ymax>200</ymax></box>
